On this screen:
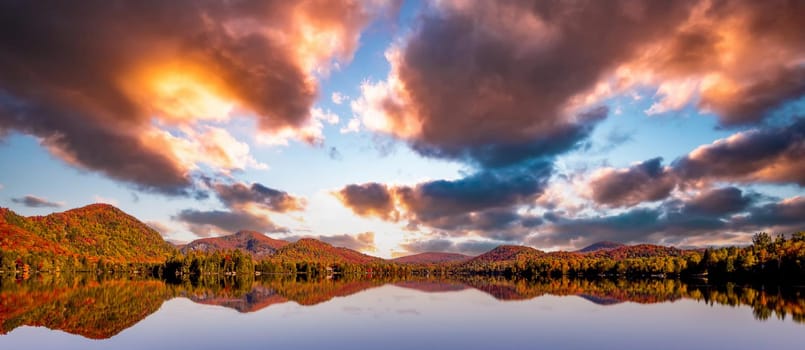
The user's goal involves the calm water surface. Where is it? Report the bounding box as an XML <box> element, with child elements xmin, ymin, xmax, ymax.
<box><xmin>1</xmin><ymin>275</ymin><xmax>803</xmax><ymax>349</ymax></box>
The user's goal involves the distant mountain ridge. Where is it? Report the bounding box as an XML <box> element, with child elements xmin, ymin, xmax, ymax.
<box><xmin>181</xmin><ymin>230</ymin><xmax>288</xmax><ymax>259</ymax></box>
<box><xmin>577</xmin><ymin>241</ymin><xmax>626</xmax><ymax>253</ymax></box>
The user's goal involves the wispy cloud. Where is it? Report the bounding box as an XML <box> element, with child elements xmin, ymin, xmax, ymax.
<box><xmin>92</xmin><ymin>195</ymin><xmax>118</xmax><ymax>206</ymax></box>
<box><xmin>331</xmin><ymin>91</ymin><xmax>349</xmax><ymax>105</ymax></box>
<box><xmin>11</xmin><ymin>195</ymin><xmax>63</xmax><ymax>208</ymax></box>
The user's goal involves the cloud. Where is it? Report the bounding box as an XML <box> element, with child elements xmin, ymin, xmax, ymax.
<box><xmin>528</xmin><ymin>192</ymin><xmax>803</xmax><ymax>250</ymax></box>
<box><xmin>673</xmin><ymin>119</ymin><xmax>805</xmax><ymax>186</ymax></box>
<box><xmin>586</xmin><ymin>120</ymin><xmax>804</xmax><ymax>207</ymax></box>
<box><xmin>340</xmin><ymin>117</ymin><xmax>361</xmax><ymax>134</ymax></box>
<box><xmin>394</xmin><ymin>161</ymin><xmax>551</xmax><ymax>230</ymax></box>
<box><xmin>174</xmin><ymin>209</ymin><xmax>288</xmax><ymax>237</ymax></box>
<box><xmin>398</xmin><ymin>239</ymin><xmax>501</xmax><ymax>256</ymax></box>
<box><xmin>331</xmin><ymin>92</ymin><xmax>348</xmax><ymax>105</ymax></box>
<box><xmin>588</xmin><ymin>157</ymin><xmax>676</xmax><ymax>207</ymax></box>
<box><xmin>0</xmin><ymin>1</ymin><xmax>395</xmax><ymax>194</ymax></box>
<box><xmin>146</xmin><ymin>221</ymin><xmax>173</xmax><ymax>237</ymax></box>
<box><xmin>338</xmin><ymin>1</ymin><xmax>805</xmax><ymax>251</ymax></box>
<box><xmin>351</xmin><ymin>0</ymin><xmax>703</xmax><ymax>167</ymax></box>
<box><xmin>337</xmin><ymin>160</ymin><xmax>552</xmax><ymax>240</ymax></box>
<box><xmin>213</xmin><ymin>181</ymin><xmax>305</xmax><ymax>212</ymax></box>
<box><xmin>529</xmin><ymin>207</ymin><xmax>734</xmax><ymax>250</ymax></box>
<box><xmin>353</xmin><ymin>0</ymin><xmax>805</xmax><ymax>168</ymax></box>
<box><xmin>624</xmin><ymin>0</ymin><xmax>805</xmax><ymax>125</ymax></box>
<box><xmin>328</xmin><ymin>146</ymin><xmax>343</xmax><ymax>160</ymax></box>
<box><xmin>11</xmin><ymin>195</ymin><xmax>63</xmax><ymax>208</ymax></box>
<box><xmin>731</xmin><ymin>196</ymin><xmax>805</xmax><ymax>232</ymax></box>
<box><xmin>335</xmin><ymin>183</ymin><xmax>399</xmax><ymax>221</ymax></box>
<box><xmin>287</xmin><ymin>232</ymin><xmax>376</xmax><ymax>252</ymax></box>
<box><xmin>92</xmin><ymin>195</ymin><xmax>119</xmax><ymax>206</ymax></box>
<box><xmin>176</xmin><ymin>180</ymin><xmax>305</xmax><ymax>237</ymax></box>
<box><xmin>598</xmin><ymin>128</ymin><xmax>634</xmax><ymax>153</ymax></box>
<box><xmin>678</xmin><ymin>186</ymin><xmax>758</xmax><ymax>216</ymax></box>
<box><xmin>341</xmin><ymin>0</ymin><xmax>805</xmax><ymax>242</ymax></box>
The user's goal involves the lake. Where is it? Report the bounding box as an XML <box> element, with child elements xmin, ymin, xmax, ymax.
<box><xmin>1</xmin><ymin>274</ymin><xmax>803</xmax><ymax>349</ymax></box>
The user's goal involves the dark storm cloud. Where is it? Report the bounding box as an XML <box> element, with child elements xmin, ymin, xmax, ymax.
<box><xmin>213</xmin><ymin>181</ymin><xmax>305</xmax><ymax>212</ymax></box>
<box><xmin>11</xmin><ymin>195</ymin><xmax>62</xmax><ymax>208</ymax></box>
<box><xmin>0</xmin><ymin>0</ymin><xmax>388</xmax><ymax>194</ymax></box>
<box><xmin>174</xmin><ymin>209</ymin><xmax>288</xmax><ymax>237</ymax></box>
<box><xmin>588</xmin><ymin>157</ymin><xmax>676</xmax><ymax>207</ymax></box>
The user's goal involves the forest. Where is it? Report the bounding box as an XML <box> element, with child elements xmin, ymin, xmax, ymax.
<box><xmin>2</xmin><ymin>231</ymin><xmax>803</xmax><ymax>283</ymax></box>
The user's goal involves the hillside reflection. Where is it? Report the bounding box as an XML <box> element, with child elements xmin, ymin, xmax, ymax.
<box><xmin>1</xmin><ymin>274</ymin><xmax>802</xmax><ymax>339</ymax></box>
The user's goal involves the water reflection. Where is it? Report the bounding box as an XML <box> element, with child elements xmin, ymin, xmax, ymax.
<box><xmin>1</xmin><ymin>274</ymin><xmax>803</xmax><ymax>340</ymax></box>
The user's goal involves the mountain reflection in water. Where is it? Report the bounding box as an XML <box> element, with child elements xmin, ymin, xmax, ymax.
<box><xmin>0</xmin><ymin>274</ymin><xmax>802</xmax><ymax>340</ymax></box>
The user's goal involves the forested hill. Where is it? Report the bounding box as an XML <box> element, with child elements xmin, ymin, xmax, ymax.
<box><xmin>181</xmin><ymin>230</ymin><xmax>288</xmax><ymax>258</ymax></box>
<box><xmin>0</xmin><ymin>204</ymin><xmax>175</xmax><ymax>266</ymax></box>
<box><xmin>271</xmin><ymin>238</ymin><xmax>383</xmax><ymax>265</ymax></box>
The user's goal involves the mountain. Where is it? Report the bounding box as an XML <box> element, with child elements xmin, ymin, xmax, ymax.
<box><xmin>587</xmin><ymin>244</ymin><xmax>684</xmax><ymax>259</ymax></box>
<box><xmin>271</xmin><ymin>238</ymin><xmax>382</xmax><ymax>265</ymax></box>
<box><xmin>577</xmin><ymin>241</ymin><xmax>626</xmax><ymax>253</ymax></box>
<box><xmin>465</xmin><ymin>245</ymin><xmax>544</xmax><ymax>264</ymax></box>
<box><xmin>181</xmin><ymin>230</ymin><xmax>288</xmax><ymax>259</ymax></box>
<box><xmin>392</xmin><ymin>252</ymin><xmax>471</xmax><ymax>264</ymax></box>
<box><xmin>1</xmin><ymin>204</ymin><xmax>175</xmax><ymax>263</ymax></box>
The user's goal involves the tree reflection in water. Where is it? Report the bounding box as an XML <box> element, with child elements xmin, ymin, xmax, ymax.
<box><xmin>1</xmin><ymin>274</ymin><xmax>802</xmax><ymax>339</ymax></box>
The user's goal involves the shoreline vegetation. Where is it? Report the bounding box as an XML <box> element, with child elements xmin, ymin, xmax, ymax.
<box><xmin>1</xmin><ymin>204</ymin><xmax>804</xmax><ymax>283</ymax></box>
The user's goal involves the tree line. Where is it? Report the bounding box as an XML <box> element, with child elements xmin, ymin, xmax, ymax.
<box><xmin>2</xmin><ymin>231</ymin><xmax>803</xmax><ymax>282</ymax></box>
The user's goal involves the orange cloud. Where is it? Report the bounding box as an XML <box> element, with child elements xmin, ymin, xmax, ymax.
<box><xmin>0</xmin><ymin>1</ymin><xmax>396</xmax><ymax>194</ymax></box>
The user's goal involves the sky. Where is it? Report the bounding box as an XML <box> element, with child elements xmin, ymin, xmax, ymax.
<box><xmin>0</xmin><ymin>0</ymin><xmax>803</xmax><ymax>258</ymax></box>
